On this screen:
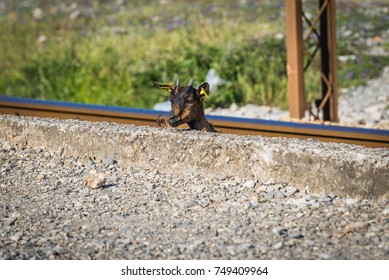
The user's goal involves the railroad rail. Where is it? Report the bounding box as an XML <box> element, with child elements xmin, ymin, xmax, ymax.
<box><xmin>1</xmin><ymin>96</ymin><xmax>388</xmax><ymax>148</ymax></box>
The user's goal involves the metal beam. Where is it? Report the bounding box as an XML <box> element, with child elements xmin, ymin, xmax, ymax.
<box><xmin>285</xmin><ymin>0</ymin><xmax>305</xmax><ymax>119</ymax></box>
<box><xmin>285</xmin><ymin>0</ymin><xmax>338</xmax><ymax>122</ymax></box>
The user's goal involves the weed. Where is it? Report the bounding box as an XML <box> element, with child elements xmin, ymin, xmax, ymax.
<box><xmin>0</xmin><ymin>0</ymin><xmax>388</xmax><ymax>110</ymax></box>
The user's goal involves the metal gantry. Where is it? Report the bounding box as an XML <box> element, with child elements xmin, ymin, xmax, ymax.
<box><xmin>285</xmin><ymin>0</ymin><xmax>338</xmax><ymax>122</ymax></box>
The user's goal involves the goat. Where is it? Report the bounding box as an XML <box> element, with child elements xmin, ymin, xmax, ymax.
<box><xmin>155</xmin><ymin>78</ymin><xmax>217</xmax><ymax>132</ymax></box>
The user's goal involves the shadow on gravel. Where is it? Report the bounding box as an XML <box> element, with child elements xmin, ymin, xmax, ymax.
<box><xmin>101</xmin><ymin>184</ymin><xmax>117</xmax><ymax>189</ymax></box>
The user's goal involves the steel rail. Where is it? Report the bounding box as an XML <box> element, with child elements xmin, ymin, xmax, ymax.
<box><xmin>1</xmin><ymin>96</ymin><xmax>388</xmax><ymax>148</ymax></box>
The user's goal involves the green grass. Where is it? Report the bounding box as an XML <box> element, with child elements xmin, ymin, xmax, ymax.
<box><xmin>0</xmin><ymin>0</ymin><xmax>388</xmax><ymax>110</ymax></box>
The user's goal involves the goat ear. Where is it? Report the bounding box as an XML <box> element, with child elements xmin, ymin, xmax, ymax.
<box><xmin>155</xmin><ymin>82</ymin><xmax>174</xmax><ymax>93</ymax></box>
<box><xmin>197</xmin><ymin>82</ymin><xmax>210</xmax><ymax>101</ymax></box>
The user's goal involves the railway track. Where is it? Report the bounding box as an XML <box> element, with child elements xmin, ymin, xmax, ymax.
<box><xmin>1</xmin><ymin>96</ymin><xmax>388</xmax><ymax>148</ymax></box>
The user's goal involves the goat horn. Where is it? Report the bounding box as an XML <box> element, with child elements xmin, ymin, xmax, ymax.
<box><xmin>187</xmin><ymin>78</ymin><xmax>194</xmax><ymax>87</ymax></box>
<box><xmin>176</xmin><ymin>77</ymin><xmax>180</xmax><ymax>87</ymax></box>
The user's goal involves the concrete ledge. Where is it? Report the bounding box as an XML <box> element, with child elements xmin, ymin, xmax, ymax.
<box><xmin>1</xmin><ymin>114</ymin><xmax>388</xmax><ymax>200</ymax></box>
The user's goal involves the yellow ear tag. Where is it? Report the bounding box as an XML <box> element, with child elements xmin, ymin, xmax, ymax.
<box><xmin>159</xmin><ymin>85</ymin><xmax>172</xmax><ymax>93</ymax></box>
<box><xmin>199</xmin><ymin>87</ymin><xmax>209</xmax><ymax>99</ymax></box>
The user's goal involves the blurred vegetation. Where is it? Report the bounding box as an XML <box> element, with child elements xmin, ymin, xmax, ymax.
<box><xmin>0</xmin><ymin>0</ymin><xmax>388</xmax><ymax>109</ymax></box>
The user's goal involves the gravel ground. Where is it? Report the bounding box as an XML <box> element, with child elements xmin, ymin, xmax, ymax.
<box><xmin>1</xmin><ymin>142</ymin><xmax>388</xmax><ymax>260</ymax></box>
<box><xmin>205</xmin><ymin>67</ymin><xmax>389</xmax><ymax>130</ymax></box>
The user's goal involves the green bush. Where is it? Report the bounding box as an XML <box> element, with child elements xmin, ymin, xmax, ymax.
<box><xmin>212</xmin><ymin>38</ymin><xmax>287</xmax><ymax>108</ymax></box>
<box><xmin>0</xmin><ymin>0</ymin><xmax>388</xmax><ymax>110</ymax></box>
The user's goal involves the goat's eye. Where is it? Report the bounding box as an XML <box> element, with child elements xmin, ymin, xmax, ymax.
<box><xmin>187</xmin><ymin>97</ymin><xmax>194</xmax><ymax>103</ymax></box>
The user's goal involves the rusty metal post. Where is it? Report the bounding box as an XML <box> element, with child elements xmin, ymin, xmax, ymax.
<box><xmin>285</xmin><ymin>0</ymin><xmax>305</xmax><ymax>119</ymax></box>
<box><xmin>318</xmin><ymin>0</ymin><xmax>338</xmax><ymax>122</ymax></box>
<box><xmin>285</xmin><ymin>0</ymin><xmax>338</xmax><ymax>122</ymax></box>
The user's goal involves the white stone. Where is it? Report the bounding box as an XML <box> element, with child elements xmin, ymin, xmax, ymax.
<box><xmin>84</xmin><ymin>170</ymin><xmax>106</xmax><ymax>189</ymax></box>
<box><xmin>243</xmin><ymin>180</ymin><xmax>256</xmax><ymax>188</ymax></box>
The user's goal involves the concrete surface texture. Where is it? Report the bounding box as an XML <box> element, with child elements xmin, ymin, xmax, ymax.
<box><xmin>0</xmin><ymin>114</ymin><xmax>388</xmax><ymax>200</ymax></box>
<box><xmin>1</xmin><ymin>114</ymin><xmax>389</xmax><ymax>260</ymax></box>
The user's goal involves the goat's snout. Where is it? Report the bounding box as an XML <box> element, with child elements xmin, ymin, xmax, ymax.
<box><xmin>168</xmin><ymin>113</ymin><xmax>181</xmax><ymax>127</ymax></box>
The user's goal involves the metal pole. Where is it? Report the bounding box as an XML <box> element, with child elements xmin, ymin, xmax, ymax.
<box><xmin>285</xmin><ymin>0</ymin><xmax>305</xmax><ymax>119</ymax></box>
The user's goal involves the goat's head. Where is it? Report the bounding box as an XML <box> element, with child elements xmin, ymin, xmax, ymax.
<box><xmin>155</xmin><ymin>78</ymin><xmax>210</xmax><ymax>127</ymax></box>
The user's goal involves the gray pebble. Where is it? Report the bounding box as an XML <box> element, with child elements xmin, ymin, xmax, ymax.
<box><xmin>320</xmin><ymin>195</ymin><xmax>333</xmax><ymax>203</ymax></box>
<box><xmin>273</xmin><ymin>190</ymin><xmax>286</xmax><ymax>198</ymax></box>
<box><xmin>10</xmin><ymin>232</ymin><xmax>22</xmax><ymax>242</ymax></box>
<box><xmin>289</xmin><ymin>231</ymin><xmax>304</xmax><ymax>239</ymax></box>
<box><xmin>311</xmin><ymin>202</ymin><xmax>321</xmax><ymax>210</ymax></box>
<box><xmin>273</xmin><ymin>242</ymin><xmax>283</xmax><ymax>250</ymax></box>
<box><xmin>272</xmin><ymin>226</ymin><xmax>287</xmax><ymax>236</ymax></box>
<box><xmin>86</xmin><ymin>161</ymin><xmax>94</xmax><ymax>168</ymax></box>
<box><xmin>380</xmin><ymin>200</ymin><xmax>389</xmax><ymax>207</ymax></box>
<box><xmin>304</xmin><ymin>194</ymin><xmax>315</xmax><ymax>201</ymax></box>
<box><xmin>243</xmin><ymin>180</ymin><xmax>256</xmax><ymax>188</ymax></box>
<box><xmin>285</xmin><ymin>186</ymin><xmax>297</xmax><ymax>194</ymax></box>
<box><xmin>5</xmin><ymin>218</ymin><xmax>16</xmax><ymax>226</ymax></box>
<box><xmin>147</xmin><ymin>183</ymin><xmax>157</xmax><ymax>191</ymax></box>
<box><xmin>102</xmin><ymin>157</ymin><xmax>115</xmax><ymax>165</ymax></box>
<box><xmin>290</xmin><ymin>197</ymin><xmax>308</xmax><ymax>206</ymax></box>
<box><xmin>264</xmin><ymin>193</ymin><xmax>274</xmax><ymax>200</ymax></box>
